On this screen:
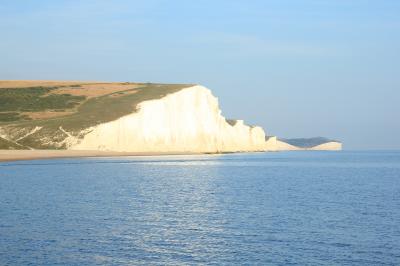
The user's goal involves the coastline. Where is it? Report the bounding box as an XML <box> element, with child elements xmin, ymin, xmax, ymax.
<box><xmin>0</xmin><ymin>150</ymin><xmax>206</xmax><ymax>162</ymax></box>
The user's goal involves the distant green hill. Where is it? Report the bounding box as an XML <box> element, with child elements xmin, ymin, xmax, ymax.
<box><xmin>280</xmin><ymin>137</ymin><xmax>340</xmax><ymax>148</ymax></box>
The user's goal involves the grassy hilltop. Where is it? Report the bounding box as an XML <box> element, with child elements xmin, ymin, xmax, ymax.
<box><xmin>0</xmin><ymin>81</ymin><xmax>190</xmax><ymax>149</ymax></box>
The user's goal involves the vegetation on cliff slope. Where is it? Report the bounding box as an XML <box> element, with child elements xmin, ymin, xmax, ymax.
<box><xmin>0</xmin><ymin>81</ymin><xmax>191</xmax><ymax>149</ymax></box>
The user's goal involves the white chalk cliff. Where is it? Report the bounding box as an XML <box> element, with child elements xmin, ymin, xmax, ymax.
<box><xmin>69</xmin><ymin>85</ymin><xmax>267</xmax><ymax>153</ymax></box>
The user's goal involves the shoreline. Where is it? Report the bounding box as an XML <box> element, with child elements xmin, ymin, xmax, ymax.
<box><xmin>0</xmin><ymin>150</ymin><xmax>207</xmax><ymax>163</ymax></box>
<box><xmin>0</xmin><ymin>148</ymin><xmax>344</xmax><ymax>163</ymax></box>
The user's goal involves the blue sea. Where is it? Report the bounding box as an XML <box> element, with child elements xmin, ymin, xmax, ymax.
<box><xmin>1</xmin><ymin>151</ymin><xmax>399</xmax><ymax>265</ymax></box>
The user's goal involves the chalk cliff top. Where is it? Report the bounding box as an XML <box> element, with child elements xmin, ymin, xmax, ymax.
<box><xmin>0</xmin><ymin>81</ymin><xmax>192</xmax><ymax>149</ymax></box>
<box><xmin>0</xmin><ymin>80</ymin><xmax>192</xmax><ymax>124</ymax></box>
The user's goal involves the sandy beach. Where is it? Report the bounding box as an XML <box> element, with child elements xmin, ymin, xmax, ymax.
<box><xmin>0</xmin><ymin>150</ymin><xmax>203</xmax><ymax>162</ymax></box>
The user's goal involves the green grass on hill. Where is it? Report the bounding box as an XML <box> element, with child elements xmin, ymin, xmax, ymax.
<box><xmin>0</xmin><ymin>136</ymin><xmax>26</xmax><ymax>149</ymax></box>
<box><xmin>0</xmin><ymin>87</ymin><xmax>85</xmax><ymax>117</ymax></box>
<box><xmin>0</xmin><ymin>112</ymin><xmax>31</xmax><ymax>122</ymax></box>
<box><xmin>14</xmin><ymin>83</ymin><xmax>190</xmax><ymax>131</ymax></box>
<box><xmin>0</xmin><ymin>83</ymin><xmax>192</xmax><ymax>149</ymax></box>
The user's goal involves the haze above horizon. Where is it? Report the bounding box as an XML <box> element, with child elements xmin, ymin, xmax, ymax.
<box><xmin>1</xmin><ymin>0</ymin><xmax>399</xmax><ymax>149</ymax></box>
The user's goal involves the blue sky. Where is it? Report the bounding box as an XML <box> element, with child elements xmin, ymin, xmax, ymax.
<box><xmin>1</xmin><ymin>0</ymin><xmax>399</xmax><ymax>149</ymax></box>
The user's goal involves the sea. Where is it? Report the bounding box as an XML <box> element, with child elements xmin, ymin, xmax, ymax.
<box><xmin>0</xmin><ymin>151</ymin><xmax>399</xmax><ymax>265</ymax></box>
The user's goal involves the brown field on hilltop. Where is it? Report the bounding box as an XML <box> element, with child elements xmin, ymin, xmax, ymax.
<box><xmin>50</xmin><ymin>83</ymin><xmax>141</xmax><ymax>98</ymax></box>
<box><xmin>0</xmin><ymin>80</ymin><xmax>85</xmax><ymax>88</ymax></box>
<box><xmin>0</xmin><ymin>81</ymin><xmax>142</xmax><ymax>121</ymax></box>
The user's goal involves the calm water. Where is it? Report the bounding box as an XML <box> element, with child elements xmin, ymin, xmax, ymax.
<box><xmin>1</xmin><ymin>151</ymin><xmax>400</xmax><ymax>265</ymax></box>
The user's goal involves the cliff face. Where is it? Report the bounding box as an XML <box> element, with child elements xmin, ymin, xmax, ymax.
<box><xmin>0</xmin><ymin>81</ymin><xmax>342</xmax><ymax>153</ymax></box>
<box><xmin>69</xmin><ymin>85</ymin><xmax>266</xmax><ymax>152</ymax></box>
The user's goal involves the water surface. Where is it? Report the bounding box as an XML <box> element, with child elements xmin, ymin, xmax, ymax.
<box><xmin>1</xmin><ymin>151</ymin><xmax>399</xmax><ymax>265</ymax></box>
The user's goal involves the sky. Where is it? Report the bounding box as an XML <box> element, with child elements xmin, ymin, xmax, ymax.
<box><xmin>0</xmin><ymin>0</ymin><xmax>399</xmax><ymax>149</ymax></box>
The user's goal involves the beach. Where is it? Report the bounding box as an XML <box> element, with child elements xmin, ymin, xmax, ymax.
<box><xmin>0</xmin><ymin>150</ymin><xmax>202</xmax><ymax>162</ymax></box>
